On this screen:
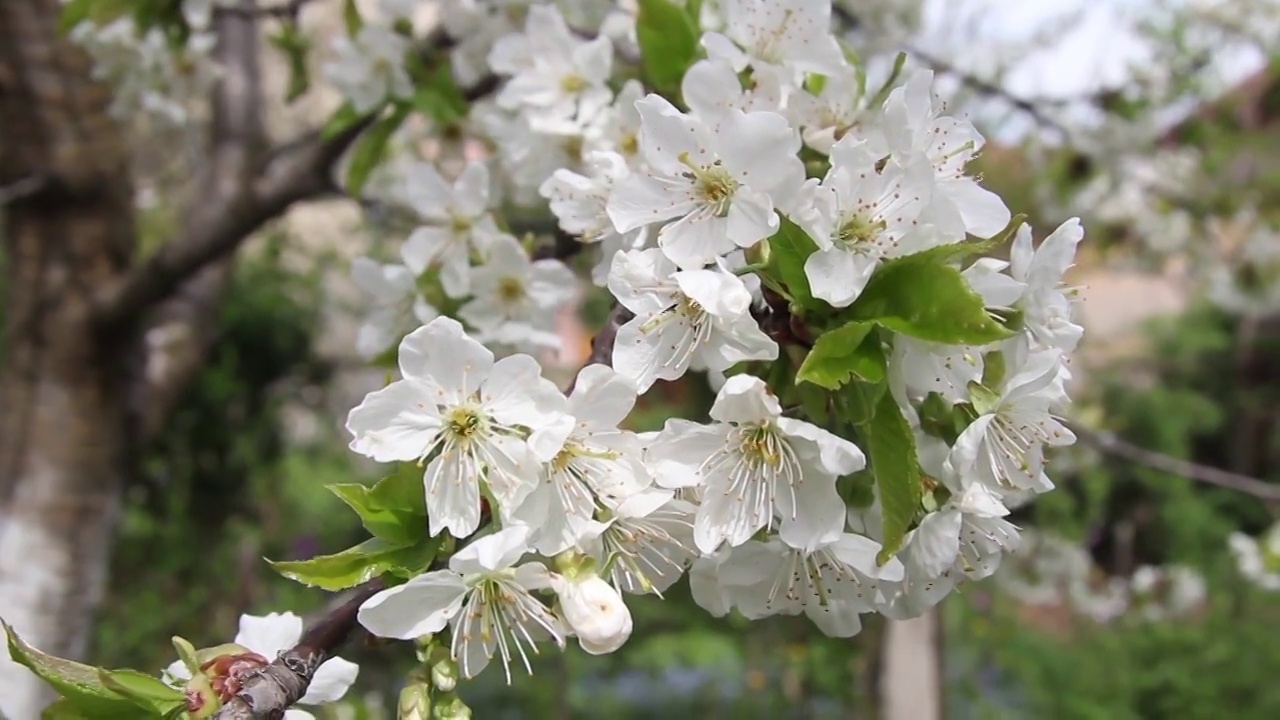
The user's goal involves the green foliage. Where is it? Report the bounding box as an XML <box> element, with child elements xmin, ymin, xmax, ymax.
<box><xmin>271</xmin><ymin>535</ymin><xmax>442</xmax><ymax>591</ymax></box>
<box><xmin>346</xmin><ymin>103</ymin><xmax>412</xmax><ymax>195</ymax></box>
<box><xmin>796</xmin><ymin>321</ymin><xmax>884</xmax><ymax>389</ymax></box>
<box><xmin>841</xmin><ymin>252</ymin><xmax>1013</xmax><ymax>345</ymax></box>
<box><xmin>3</xmin><ymin>623</ymin><xmax>182</xmax><ymax>719</ymax></box>
<box><xmin>321</xmin><ymin>102</ymin><xmax>367</xmax><ymax>139</ymax></box>
<box><xmin>410</xmin><ymin>60</ymin><xmax>470</xmax><ymax>126</ymax></box>
<box><xmin>846</xmin><ymin>385</ymin><xmax>923</xmax><ymax>559</ymax></box>
<box><xmin>764</xmin><ymin>216</ymin><xmax>822</xmax><ymax>312</ymax></box>
<box><xmin>950</xmin><ymin>587</ymin><xmax>1280</xmax><ymax>719</ymax></box>
<box><xmin>635</xmin><ymin>0</ymin><xmax>701</xmax><ymax>100</ymax></box>
<box><xmin>269</xmin><ymin>23</ymin><xmax>312</xmax><ymax>103</ymax></box>
<box><xmin>342</xmin><ymin>0</ymin><xmax>363</xmax><ymax>35</ymax></box>
<box><xmin>327</xmin><ymin>465</ymin><xmax>428</xmax><ymax>545</ymax></box>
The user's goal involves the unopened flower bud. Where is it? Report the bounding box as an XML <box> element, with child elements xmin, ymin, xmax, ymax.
<box><xmin>552</xmin><ymin>573</ymin><xmax>633</xmax><ymax>655</ymax></box>
<box><xmin>398</xmin><ymin>681</ymin><xmax>432</xmax><ymax>720</ymax></box>
<box><xmin>433</xmin><ymin>694</ymin><xmax>472</xmax><ymax>720</ymax></box>
<box><xmin>199</xmin><ymin>650</ymin><xmax>270</xmax><ymax>702</ymax></box>
<box><xmin>431</xmin><ymin>657</ymin><xmax>458</xmax><ymax>693</ymax></box>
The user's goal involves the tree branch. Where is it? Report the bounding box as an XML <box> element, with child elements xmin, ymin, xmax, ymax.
<box><xmin>1069</xmin><ymin>421</ymin><xmax>1280</xmax><ymax>503</ymax></box>
<box><xmin>903</xmin><ymin>47</ymin><xmax>1074</xmax><ymax>140</ymax></box>
<box><xmin>89</xmin><ymin>24</ymin><xmax>467</xmax><ymax>331</ymax></box>
<box><xmin>213</xmin><ymin>580</ymin><xmax>386</xmax><ymax>719</ymax></box>
<box><xmin>218</xmin><ymin>0</ymin><xmax>320</xmax><ymax>20</ymax></box>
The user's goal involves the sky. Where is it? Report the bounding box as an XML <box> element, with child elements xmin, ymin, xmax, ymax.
<box><xmin>915</xmin><ymin>0</ymin><xmax>1269</xmax><ymax>141</ymax></box>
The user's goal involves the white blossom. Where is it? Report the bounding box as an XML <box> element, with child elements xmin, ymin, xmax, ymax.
<box><xmin>351</xmin><ymin>257</ymin><xmax>438</xmax><ymax>359</ymax></box>
<box><xmin>606</xmin><ymin>95</ymin><xmax>805</xmax><ymax>270</ymax></box>
<box><xmin>1230</xmin><ymin>524</ymin><xmax>1280</xmax><ymax>591</ymax></box>
<box><xmin>794</xmin><ymin>137</ymin><xmax>941</xmax><ymax>307</ymax></box>
<box><xmin>345</xmin><ymin>317</ymin><xmax>572</xmax><ymax>538</ymax></box>
<box><xmin>323</xmin><ymin>24</ymin><xmax>414</xmax><ymax>113</ymax></box>
<box><xmin>460</xmin><ymin>235</ymin><xmax>578</xmax><ymax>352</ymax></box>
<box><xmin>700</xmin><ymin>0</ymin><xmax>848</xmax><ymax>92</ymax></box>
<box><xmin>401</xmin><ymin>161</ymin><xmax>505</xmax><ymax>299</ymax></box>
<box><xmin>358</xmin><ymin>526</ymin><xmax>566</xmax><ymax>682</ymax></box>
<box><xmin>508</xmin><ymin>365</ymin><xmax>652</xmax><ymax>555</ymax></box>
<box><xmin>647</xmin><ymin>374</ymin><xmax>865</xmax><ymax>553</ymax></box>
<box><xmin>607</xmin><ymin>249</ymin><xmax>777</xmax><ymax>392</ymax></box>
<box><xmin>490</xmin><ymin>5</ymin><xmax>614</xmax><ymax>128</ymax></box>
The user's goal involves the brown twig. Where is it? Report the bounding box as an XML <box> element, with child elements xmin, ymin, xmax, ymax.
<box><xmin>213</xmin><ymin>580</ymin><xmax>386</xmax><ymax>719</ymax></box>
<box><xmin>1069</xmin><ymin>421</ymin><xmax>1280</xmax><ymax>503</ymax></box>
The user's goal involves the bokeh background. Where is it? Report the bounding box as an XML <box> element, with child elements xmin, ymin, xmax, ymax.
<box><xmin>5</xmin><ymin>0</ymin><xmax>1280</xmax><ymax>718</ymax></box>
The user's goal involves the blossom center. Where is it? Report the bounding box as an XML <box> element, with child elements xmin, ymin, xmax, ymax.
<box><xmin>740</xmin><ymin>423</ymin><xmax>784</xmax><ymax>469</ymax></box>
<box><xmin>619</xmin><ymin>132</ymin><xmax>638</xmax><ymax>157</ymax></box>
<box><xmin>678</xmin><ymin>153</ymin><xmax>739</xmax><ymax>217</ymax></box>
<box><xmin>445</xmin><ymin>405</ymin><xmax>486</xmax><ymax>445</ymax></box>
<box><xmin>497</xmin><ymin>276</ymin><xmax>526</xmax><ymax>304</ymax></box>
<box><xmin>451</xmin><ymin>215</ymin><xmax>473</xmax><ymax>235</ymax></box>
<box><xmin>561</xmin><ymin>74</ymin><xmax>587</xmax><ymax>93</ymax></box>
<box><xmin>834</xmin><ymin>212</ymin><xmax>885</xmax><ymax>251</ymax></box>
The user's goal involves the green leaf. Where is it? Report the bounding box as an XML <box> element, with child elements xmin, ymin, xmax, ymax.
<box><xmin>98</xmin><ymin>670</ymin><xmax>185</xmax><ymax>715</ymax></box>
<box><xmin>868</xmin><ymin>51</ymin><xmax>908</xmax><ymax>108</ymax></box>
<box><xmin>859</xmin><ymin>390</ymin><xmax>923</xmax><ymax>561</ymax></box>
<box><xmin>843</xmin><ymin>254</ymin><xmax>1013</xmax><ymax>345</ymax></box>
<box><xmin>58</xmin><ymin>0</ymin><xmax>131</xmax><ymax>33</ymax></box>
<box><xmin>321</xmin><ymin>102</ymin><xmax>366</xmax><ymax>140</ymax></box>
<box><xmin>636</xmin><ymin>0</ymin><xmax>700</xmax><ymax>98</ymax></box>
<box><xmin>270</xmin><ymin>536</ymin><xmax>441</xmax><ymax>591</ymax></box>
<box><xmin>345</xmin><ymin>103</ymin><xmax>411</xmax><ymax>196</ymax></box>
<box><xmin>918</xmin><ymin>392</ymin><xmax>969</xmax><ymax>445</ymax></box>
<box><xmin>170</xmin><ymin>636</ymin><xmax>200</xmax><ymax>678</ymax></box>
<box><xmin>268</xmin><ymin>23</ymin><xmax>312</xmax><ymax>103</ymax></box>
<box><xmin>796</xmin><ymin>321</ymin><xmax>883</xmax><ymax>389</ymax></box>
<box><xmin>3</xmin><ymin>622</ymin><xmax>148</xmax><ymax>719</ymax></box>
<box><xmin>838</xmin><ymin>471</ymin><xmax>876</xmax><ymax>509</ymax></box>
<box><xmin>328</xmin><ymin>465</ymin><xmax>427</xmax><ymax>545</ymax></box>
<box><xmin>765</xmin><ymin>216</ymin><xmax>821</xmax><ymax>310</ymax></box>
<box><xmin>342</xmin><ymin>0</ymin><xmax>363</xmax><ymax>34</ymax></box>
<box><xmin>410</xmin><ymin>61</ymin><xmax>469</xmax><ymax>125</ymax></box>
<box><xmin>902</xmin><ymin>213</ymin><xmax>1028</xmax><ymax>267</ymax></box>
<box><xmin>794</xmin><ymin>380</ymin><xmax>830</xmax><ymax>425</ymax></box>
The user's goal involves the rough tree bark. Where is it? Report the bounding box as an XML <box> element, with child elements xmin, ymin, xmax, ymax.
<box><xmin>0</xmin><ymin>2</ymin><xmax>138</xmax><ymax>716</ymax></box>
<box><xmin>0</xmin><ymin>2</ymin><xmax>370</xmax><ymax>715</ymax></box>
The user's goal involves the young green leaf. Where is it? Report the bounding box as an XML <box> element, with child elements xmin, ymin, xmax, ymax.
<box><xmin>270</xmin><ymin>536</ymin><xmax>442</xmax><ymax>591</ymax></box>
<box><xmin>98</xmin><ymin>670</ymin><xmax>185</xmax><ymax>715</ymax></box>
<box><xmin>796</xmin><ymin>321</ymin><xmax>886</xmax><ymax>389</ymax></box>
<box><xmin>268</xmin><ymin>23</ymin><xmax>312</xmax><ymax>103</ymax></box>
<box><xmin>899</xmin><ymin>213</ymin><xmax>1028</xmax><ymax>267</ymax></box>
<box><xmin>342</xmin><ymin>0</ymin><xmax>363</xmax><ymax>35</ymax></box>
<box><xmin>843</xmin><ymin>255</ymin><xmax>1013</xmax><ymax>345</ymax></box>
<box><xmin>328</xmin><ymin>464</ymin><xmax>428</xmax><ymax>545</ymax></box>
<box><xmin>859</xmin><ymin>389</ymin><xmax>924</xmax><ymax>561</ymax></box>
<box><xmin>345</xmin><ymin>103</ymin><xmax>412</xmax><ymax>196</ymax></box>
<box><xmin>321</xmin><ymin>102</ymin><xmax>366</xmax><ymax>139</ymax></box>
<box><xmin>2</xmin><ymin>622</ymin><xmax>146</xmax><ymax>719</ymax></box>
<box><xmin>411</xmin><ymin>61</ymin><xmax>470</xmax><ymax>125</ymax></box>
<box><xmin>636</xmin><ymin>0</ymin><xmax>700</xmax><ymax>99</ymax></box>
<box><xmin>765</xmin><ymin>216</ymin><xmax>821</xmax><ymax>310</ymax></box>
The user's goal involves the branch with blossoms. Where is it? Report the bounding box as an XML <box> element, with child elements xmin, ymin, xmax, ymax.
<box><xmin>4</xmin><ymin>1</ymin><xmax>1092</xmax><ymax>718</ymax></box>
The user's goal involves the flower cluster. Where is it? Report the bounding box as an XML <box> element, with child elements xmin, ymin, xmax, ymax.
<box><xmin>336</xmin><ymin>0</ymin><xmax>1085</xmax><ymax>683</ymax></box>
<box><xmin>995</xmin><ymin>531</ymin><xmax>1210</xmax><ymax>624</ymax></box>
<box><xmin>1230</xmin><ymin>521</ymin><xmax>1280</xmax><ymax>592</ymax></box>
<box><xmin>66</xmin><ymin>4</ymin><xmax>224</xmax><ymax>126</ymax></box>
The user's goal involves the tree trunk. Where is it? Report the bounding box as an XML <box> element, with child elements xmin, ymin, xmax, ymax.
<box><xmin>0</xmin><ymin>2</ymin><xmax>137</xmax><ymax>717</ymax></box>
